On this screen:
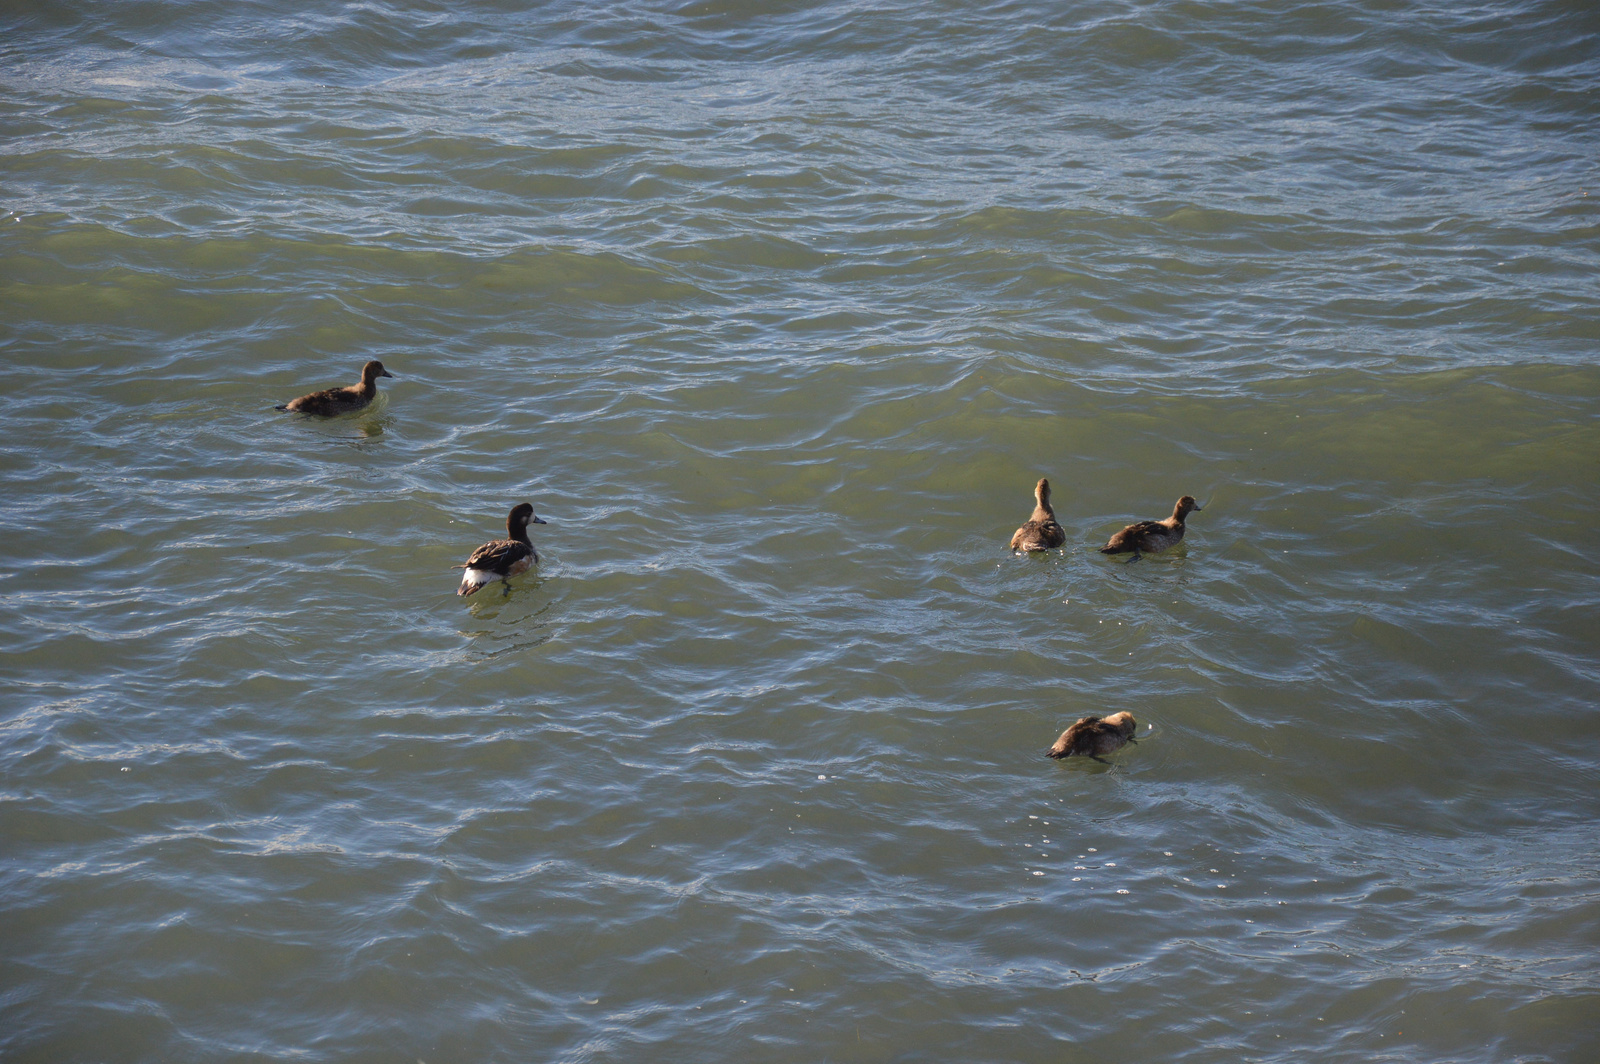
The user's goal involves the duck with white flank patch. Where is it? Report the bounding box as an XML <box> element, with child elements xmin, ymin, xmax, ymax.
<box><xmin>1099</xmin><ymin>495</ymin><xmax>1202</xmax><ymax>559</ymax></box>
<box><xmin>456</xmin><ymin>503</ymin><xmax>546</xmax><ymax>597</ymax></box>
<box><xmin>1048</xmin><ymin>712</ymin><xmax>1138</xmax><ymax>762</ymax></box>
<box><xmin>276</xmin><ymin>360</ymin><xmax>395</xmax><ymax>416</ymax></box>
<box><xmin>1009</xmin><ymin>477</ymin><xmax>1067</xmax><ymax>552</ymax></box>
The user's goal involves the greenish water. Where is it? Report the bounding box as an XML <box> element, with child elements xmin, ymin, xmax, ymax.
<box><xmin>3</xmin><ymin>1</ymin><xmax>1599</xmax><ymax>1061</ymax></box>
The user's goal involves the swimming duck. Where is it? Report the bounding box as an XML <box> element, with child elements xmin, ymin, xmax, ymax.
<box><xmin>276</xmin><ymin>360</ymin><xmax>395</xmax><ymax>416</ymax></box>
<box><xmin>1010</xmin><ymin>477</ymin><xmax>1067</xmax><ymax>552</ymax></box>
<box><xmin>1048</xmin><ymin>711</ymin><xmax>1138</xmax><ymax>762</ymax></box>
<box><xmin>1099</xmin><ymin>496</ymin><xmax>1202</xmax><ymax>558</ymax></box>
<box><xmin>456</xmin><ymin>503</ymin><xmax>547</xmax><ymax>597</ymax></box>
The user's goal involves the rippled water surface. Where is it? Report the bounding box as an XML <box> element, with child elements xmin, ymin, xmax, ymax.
<box><xmin>4</xmin><ymin>1</ymin><xmax>1599</xmax><ymax>1061</ymax></box>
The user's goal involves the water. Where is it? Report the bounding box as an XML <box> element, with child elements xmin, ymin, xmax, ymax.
<box><xmin>3</xmin><ymin>1</ymin><xmax>1599</xmax><ymax>1060</ymax></box>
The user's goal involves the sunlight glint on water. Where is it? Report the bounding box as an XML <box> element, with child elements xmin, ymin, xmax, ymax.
<box><xmin>2</xmin><ymin>1</ymin><xmax>1598</xmax><ymax>1061</ymax></box>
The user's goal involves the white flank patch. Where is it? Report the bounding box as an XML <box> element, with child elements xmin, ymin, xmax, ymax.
<box><xmin>461</xmin><ymin>568</ymin><xmax>496</xmax><ymax>591</ymax></box>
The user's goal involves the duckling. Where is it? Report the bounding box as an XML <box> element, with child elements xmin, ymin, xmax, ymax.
<box><xmin>1010</xmin><ymin>477</ymin><xmax>1067</xmax><ymax>552</ymax></box>
<box><xmin>455</xmin><ymin>503</ymin><xmax>547</xmax><ymax>597</ymax></box>
<box><xmin>1048</xmin><ymin>711</ymin><xmax>1138</xmax><ymax>762</ymax></box>
<box><xmin>276</xmin><ymin>360</ymin><xmax>395</xmax><ymax>416</ymax></box>
<box><xmin>1099</xmin><ymin>496</ymin><xmax>1202</xmax><ymax>559</ymax></box>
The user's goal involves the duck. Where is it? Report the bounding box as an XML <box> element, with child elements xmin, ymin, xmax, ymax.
<box><xmin>1099</xmin><ymin>496</ymin><xmax>1202</xmax><ymax>558</ymax></box>
<box><xmin>276</xmin><ymin>360</ymin><xmax>395</xmax><ymax>416</ymax></box>
<box><xmin>1048</xmin><ymin>711</ymin><xmax>1138</xmax><ymax>762</ymax></box>
<box><xmin>455</xmin><ymin>503</ymin><xmax>547</xmax><ymax>597</ymax></box>
<box><xmin>1010</xmin><ymin>477</ymin><xmax>1067</xmax><ymax>552</ymax></box>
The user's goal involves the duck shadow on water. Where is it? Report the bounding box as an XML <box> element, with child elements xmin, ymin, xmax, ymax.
<box><xmin>353</xmin><ymin>414</ymin><xmax>393</xmax><ymax>441</ymax></box>
<box><xmin>1097</xmin><ymin>546</ymin><xmax>1199</xmax><ymax>587</ymax></box>
<box><xmin>333</xmin><ymin>411</ymin><xmax>395</xmax><ymax>444</ymax></box>
<box><xmin>1004</xmin><ymin>541</ymin><xmax>1192</xmax><ymax>569</ymax></box>
<box><xmin>457</xmin><ymin>575</ymin><xmax>560</xmax><ymax>662</ymax></box>
<box><xmin>273</xmin><ymin>399</ymin><xmax>394</xmax><ymax>443</ymax></box>
<box><xmin>1101</xmin><ymin>542</ymin><xmax>1191</xmax><ymax>565</ymax></box>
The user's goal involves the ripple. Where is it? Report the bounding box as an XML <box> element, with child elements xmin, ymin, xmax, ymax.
<box><xmin>3</xmin><ymin>0</ymin><xmax>1599</xmax><ymax>1061</ymax></box>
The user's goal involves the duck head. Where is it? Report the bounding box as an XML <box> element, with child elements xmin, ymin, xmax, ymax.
<box><xmin>508</xmin><ymin>502</ymin><xmax>548</xmax><ymax>533</ymax></box>
<box><xmin>1101</xmin><ymin>711</ymin><xmax>1138</xmax><ymax>737</ymax></box>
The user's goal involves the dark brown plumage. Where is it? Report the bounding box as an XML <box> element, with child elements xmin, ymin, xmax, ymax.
<box><xmin>1010</xmin><ymin>477</ymin><xmax>1067</xmax><ymax>552</ymax></box>
<box><xmin>1048</xmin><ymin>711</ymin><xmax>1138</xmax><ymax>761</ymax></box>
<box><xmin>1099</xmin><ymin>496</ymin><xmax>1201</xmax><ymax>557</ymax></box>
<box><xmin>277</xmin><ymin>360</ymin><xmax>395</xmax><ymax>416</ymax></box>
<box><xmin>455</xmin><ymin>503</ymin><xmax>546</xmax><ymax>597</ymax></box>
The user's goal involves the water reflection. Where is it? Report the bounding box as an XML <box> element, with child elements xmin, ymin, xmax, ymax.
<box><xmin>459</xmin><ymin>578</ymin><xmax>559</xmax><ymax>661</ymax></box>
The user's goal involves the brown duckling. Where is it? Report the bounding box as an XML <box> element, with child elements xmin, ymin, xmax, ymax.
<box><xmin>276</xmin><ymin>360</ymin><xmax>395</xmax><ymax>416</ymax></box>
<box><xmin>1099</xmin><ymin>496</ymin><xmax>1202</xmax><ymax>559</ymax></box>
<box><xmin>455</xmin><ymin>503</ymin><xmax>547</xmax><ymax>597</ymax></box>
<box><xmin>1010</xmin><ymin>477</ymin><xmax>1066</xmax><ymax>552</ymax></box>
<box><xmin>1048</xmin><ymin>711</ymin><xmax>1138</xmax><ymax>762</ymax></box>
